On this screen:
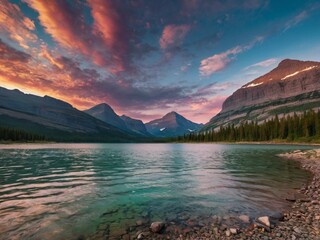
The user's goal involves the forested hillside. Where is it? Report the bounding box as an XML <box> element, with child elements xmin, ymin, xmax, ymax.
<box><xmin>180</xmin><ymin>110</ymin><xmax>320</xmax><ymax>143</ymax></box>
<box><xmin>0</xmin><ymin>127</ymin><xmax>46</xmax><ymax>142</ymax></box>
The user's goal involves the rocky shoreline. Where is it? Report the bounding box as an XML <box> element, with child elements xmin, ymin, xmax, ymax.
<box><xmin>89</xmin><ymin>149</ymin><xmax>320</xmax><ymax>240</ymax></box>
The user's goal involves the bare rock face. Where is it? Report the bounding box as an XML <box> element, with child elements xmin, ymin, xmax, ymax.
<box><xmin>222</xmin><ymin>59</ymin><xmax>320</xmax><ymax>112</ymax></box>
<box><xmin>204</xmin><ymin>59</ymin><xmax>320</xmax><ymax>130</ymax></box>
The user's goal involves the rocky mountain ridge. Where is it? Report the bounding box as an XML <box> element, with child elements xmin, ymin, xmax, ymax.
<box><xmin>204</xmin><ymin>59</ymin><xmax>320</xmax><ymax>131</ymax></box>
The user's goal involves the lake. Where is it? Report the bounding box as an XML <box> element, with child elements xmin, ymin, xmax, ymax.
<box><xmin>0</xmin><ymin>143</ymin><xmax>313</xmax><ymax>239</ymax></box>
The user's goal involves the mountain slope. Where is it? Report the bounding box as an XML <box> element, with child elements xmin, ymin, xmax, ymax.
<box><xmin>84</xmin><ymin>103</ymin><xmax>128</xmax><ymax>130</ymax></box>
<box><xmin>0</xmin><ymin>87</ymin><xmax>139</xmax><ymax>142</ymax></box>
<box><xmin>120</xmin><ymin>115</ymin><xmax>152</xmax><ymax>137</ymax></box>
<box><xmin>146</xmin><ymin>111</ymin><xmax>202</xmax><ymax>137</ymax></box>
<box><xmin>204</xmin><ymin>59</ymin><xmax>320</xmax><ymax>130</ymax></box>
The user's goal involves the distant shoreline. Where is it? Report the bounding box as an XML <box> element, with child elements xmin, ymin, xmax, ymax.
<box><xmin>1</xmin><ymin>140</ymin><xmax>320</xmax><ymax>146</ymax></box>
<box><xmin>227</xmin><ymin>141</ymin><xmax>320</xmax><ymax>146</ymax></box>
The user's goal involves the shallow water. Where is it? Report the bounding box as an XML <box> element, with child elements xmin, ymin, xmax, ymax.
<box><xmin>0</xmin><ymin>143</ymin><xmax>313</xmax><ymax>239</ymax></box>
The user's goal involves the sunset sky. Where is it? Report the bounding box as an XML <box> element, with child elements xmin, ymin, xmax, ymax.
<box><xmin>1</xmin><ymin>0</ymin><xmax>320</xmax><ymax>123</ymax></box>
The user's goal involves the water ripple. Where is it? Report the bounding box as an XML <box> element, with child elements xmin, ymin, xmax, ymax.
<box><xmin>0</xmin><ymin>143</ymin><xmax>313</xmax><ymax>240</ymax></box>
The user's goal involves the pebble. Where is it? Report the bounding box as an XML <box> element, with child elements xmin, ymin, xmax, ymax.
<box><xmin>150</xmin><ymin>222</ymin><xmax>165</xmax><ymax>233</ymax></box>
<box><xmin>293</xmin><ymin>227</ymin><xmax>301</xmax><ymax>234</ymax></box>
<box><xmin>239</xmin><ymin>215</ymin><xmax>250</xmax><ymax>223</ymax></box>
<box><xmin>257</xmin><ymin>216</ymin><xmax>270</xmax><ymax>227</ymax></box>
<box><xmin>229</xmin><ymin>228</ymin><xmax>237</xmax><ymax>234</ymax></box>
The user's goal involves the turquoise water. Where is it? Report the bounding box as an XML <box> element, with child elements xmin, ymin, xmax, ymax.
<box><xmin>0</xmin><ymin>143</ymin><xmax>313</xmax><ymax>239</ymax></box>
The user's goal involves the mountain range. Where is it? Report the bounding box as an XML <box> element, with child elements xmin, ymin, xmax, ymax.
<box><xmin>1</xmin><ymin>58</ymin><xmax>320</xmax><ymax>141</ymax></box>
<box><xmin>203</xmin><ymin>59</ymin><xmax>320</xmax><ymax>131</ymax></box>
<box><xmin>84</xmin><ymin>103</ymin><xmax>202</xmax><ymax>138</ymax></box>
<box><xmin>0</xmin><ymin>87</ymin><xmax>202</xmax><ymax>141</ymax></box>
<box><xmin>0</xmin><ymin>87</ymin><xmax>141</xmax><ymax>142</ymax></box>
<box><xmin>84</xmin><ymin>103</ymin><xmax>152</xmax><ymax>137</ymax></box>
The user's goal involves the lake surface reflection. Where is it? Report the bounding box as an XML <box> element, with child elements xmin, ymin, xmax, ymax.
<box><xmin>0</xmin><ymin>143</ymin><xmax>313</xmax><ymax>239</ymax></box>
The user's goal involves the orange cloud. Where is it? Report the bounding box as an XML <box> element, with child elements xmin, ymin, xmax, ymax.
<box><xmin>26</xmin><ymin>0</ymin><xmax>131</xmax><ymax>75</ymax></box>
<box><xmin>0</xmin><ymin>0</ymin><xmax>37</xmax><ymax>48</ymax></box>
<box><xmin>0</xmin><ymin>38</ymin><xmax>113</xmax><ymax>111</ymax></box>
<box><xmin>39</xmin><ymin>46</ymin><xmax>63</xmax><ymax>69</ymax></box>
<box><xmin>26</xmin><ymin>1</ymin><xmax>89</xmax><ymax>52</ymax></box>
<box><xmin>88</xmin><ymin>0</ymin><xmax>131</xmax><ymax>73</ymax></box>
<box><xmin>25</xmin><ymin>1</ymin><xmax>110</xmax><ymax>72</ymax></box>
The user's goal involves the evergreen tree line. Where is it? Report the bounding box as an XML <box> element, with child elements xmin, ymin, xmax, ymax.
<box><xmin>179</xmin><ymin>110</ymin><xmax>320</xmax><ymax>142</ymax></box>
<box><xmin>0</xmin><ymin>127</ymin><xmax>46</xmax><ymax>142</ymax></box>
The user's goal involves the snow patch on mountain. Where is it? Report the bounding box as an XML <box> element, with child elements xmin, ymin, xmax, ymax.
<box><xmin>242</xmin><ymin>82</ymin><xmax>264</xmax><ymax>88</ymax></box>
<box><xmin>281</xmin><ymin>66</ymin><xmax>317</xmax><ymax>80</ymax></box>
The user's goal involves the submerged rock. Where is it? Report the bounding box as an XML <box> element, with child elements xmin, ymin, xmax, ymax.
<box><xmin>270</xmin><ymin>212</ymin><xmax>284</xmax><ymax>222</ymax></box>
<box><xmin>239</xmin><ymin>215</ymin><xmax>250</xmax><ymax>223</ymax></box>
<box><xmin>150</xmin><ymin>222</ymin><xmax>165</xmax><ymax>233</ymax></box>
<box><xmin>136</xmin><ymin>220</ymin><xmax>145</xmax><ymax>226</ymax></box>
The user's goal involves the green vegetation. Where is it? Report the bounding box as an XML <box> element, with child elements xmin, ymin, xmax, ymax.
<box><xmin>0</xmin><ymin>114</ymin><xmax>147</xmax><ymax>143</ymax></box>
<box><xmin>0</xmin><ymin>127</ymin><xmax>46</xmax><ymax>142</ymax></box>
<box><xmin>179</xmin><ymin>110</ymin><xmax>320</xmax><ymax>143</ymax></box>
<box><xmin>202</xmin><ymin>91</ymin><xmax>320</xmax><ymax>132</ymax></box>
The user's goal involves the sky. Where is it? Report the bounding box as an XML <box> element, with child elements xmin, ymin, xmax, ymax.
<box><xmin>0</xmin><ymin>0</ymin><xmax>320</xmax><ymax>123</ymax></box>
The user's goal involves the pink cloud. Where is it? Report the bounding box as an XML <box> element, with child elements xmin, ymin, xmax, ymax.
<box><xmin>200</xmin><ymin>37</ymin><xmax>264</xmax><ymax>76</ymax></box>
<box><xmin>183</xmin><ymin>95</ymin><xmax>227</xmax><ymax>123</ymax></box>
<box><xmin>284</xmin><ymin>11</ymin><xmax>308</xmax><ymax>32</ymax></box>
<box><xmin>199</xmin><ymin>46</ymin><xmax>242</xmax><ymax>76</ymax></box>
<box><xmin>159</xmin><ymin>24</ymin><xmax>191</xmax><ymax>49</ymax></box>
<box><xmin>245</xmin><ymin>58</ymin><xmax>278</xmax><ymax>70</ymax></box>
